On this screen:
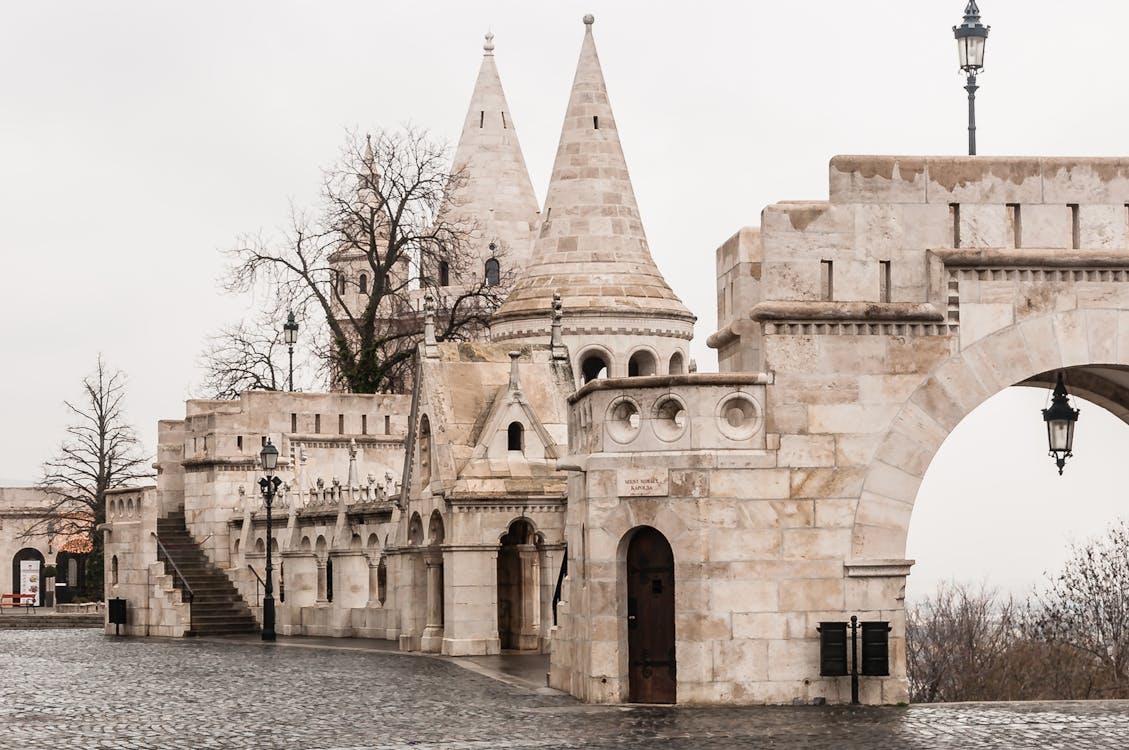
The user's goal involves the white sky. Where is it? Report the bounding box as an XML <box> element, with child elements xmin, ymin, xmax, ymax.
<box><xmin>3</xmin><ymin>1</ymin><xmax>1128</xmax><ymax>597</ymax></box>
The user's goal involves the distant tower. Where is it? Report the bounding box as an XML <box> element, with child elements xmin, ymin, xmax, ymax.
<box><xmin>491</xmin><ymin>16</ymin><xmax>696</xmax><ymax>383</ymax></box>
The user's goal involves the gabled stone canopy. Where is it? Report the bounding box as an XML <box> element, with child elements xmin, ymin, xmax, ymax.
<box><xmin>444</xmin><ymin>32</ymin><xmax>541</xmax><ymax>279</ymax></box>
<box><xmin>491</xmin><ymin>16</ymin><xmax>695</xmax><ymax>339</ymax></box>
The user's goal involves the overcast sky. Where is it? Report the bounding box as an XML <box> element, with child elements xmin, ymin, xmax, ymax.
<box><xmin>3</xmin><ymin>1</ymin><xmax>1129</xmax><ymax>598</ymax></box>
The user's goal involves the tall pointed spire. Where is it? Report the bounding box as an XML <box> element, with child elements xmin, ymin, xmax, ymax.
<box><xmin>491</xmin><ymin>15</ymin><xmax>695</xmax><ymax>341</ymax></box>
<box><xmin>443</xmin><ymin>32</ymin><xmax>540</xmax><ymax>281</ymax></box>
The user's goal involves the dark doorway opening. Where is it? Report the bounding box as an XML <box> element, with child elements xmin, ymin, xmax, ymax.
<box><xmin>627</xmin><ymin>526</ymin><xmax>676</xmax><ymax>703</ymax></box>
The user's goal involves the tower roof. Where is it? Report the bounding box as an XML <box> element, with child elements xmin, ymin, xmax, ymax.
<box><xmin>491</xmin><ymin>16</ymin><xmax>694</xmax><ymax>332</ymax></box>
<box><xmin>444</xmin><ymin>32</ymin><xmax>540</xmax><ymax>272</ymax></box>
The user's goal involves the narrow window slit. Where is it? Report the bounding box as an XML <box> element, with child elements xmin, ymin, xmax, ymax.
<box><xmin>479</xmin><ymin>111</ymin><xmax>484</xmax><ymax>128</ymax></box>
<box><xmin>501</xmin><ymin>112</ymin><xmax>507</xmax><ymax>128</ymax></box>
<box><xmin>1007</xmin><ymin>204</ymin><xmax>1022</xmax><ymax>248</ymax></box>
<box><xmin>950</xmin><ymin>203</ymin><xmax>961</xmax><ymax>248</ymax></box>
<box><xmin>820</xmin><ymin>260</ymin><xmax>834</xmax><ymax>301</ymax></box>
<box><xmin>593</xmin><ymin>115</ymin><xmax>599</xmax><ymax>129</ymax></box>
<box><xmin>1070</xmin><ymin>204</ymin><xmax>1080</xmax><ymax>249</ymax></box>
<box><xmin>879</xmin><ymin>261</ymin><xmax>891</xmax><ymax>303</ymax></box>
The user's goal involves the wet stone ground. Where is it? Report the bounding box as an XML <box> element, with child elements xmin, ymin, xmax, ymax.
<box><xmin>2</xmin><ymin>629</ymin><xmax>1128</xmax><ymax>749</ymax></box>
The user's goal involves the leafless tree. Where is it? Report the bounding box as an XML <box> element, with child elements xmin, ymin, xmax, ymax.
<box><xmin>213</xmin><ymin>127</ymin><xmax>513</xmax><ymax>395</ymax></box>
<box><xmin>27</xmin><ymin>356</ymin><xmax>151</xmax><ymax>598</ymax></box>
<box><xmin>906</xmin><ymin>582</ymin><xmax>1020</xmax><ymax>703</ymax></box>
<box><xmin>1027</xmin><ymin>519</ymin><xmax>1129</xmax><ymax>696</ymax></box>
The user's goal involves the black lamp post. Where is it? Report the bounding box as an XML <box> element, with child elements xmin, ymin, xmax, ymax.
<box><xmin>1043</xmin><ymin>372</ymin><xmax>1080</xmax><ymax>475</ymax></box>
<box><xmin>259</xmin><ymin>439</ymin><xmax>282</xmax><ymax>641</ymax></box>
<box><xmin>954</xmin><ymin>1</ymin><xmax>990</xmax><ymax>155</ymax></box>
<box><xmin>283</xmin><ymin>311</ymin><xmax>298</xmax><ymax>392</ymax></box>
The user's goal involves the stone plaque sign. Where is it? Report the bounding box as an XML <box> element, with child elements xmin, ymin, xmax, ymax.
<box><xmin>618</xmin><ymin>469</ymin><xmax>670</xmax><ymax>497</ymax></box>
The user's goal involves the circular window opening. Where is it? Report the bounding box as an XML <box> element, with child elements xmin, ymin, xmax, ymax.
<box><xmin>652</xmin><ymin>396</ymin><xmax>688</xmax><ymax>442</ymax></box>
<box><xmin>606</xmin><ymin>397</ymin><xmax>642</xmax><ymax>444</ymax></box>
<box><xmin>716</xmin><ymin>394</ymin><xmax>762</xmax><ymax>441</ymax></box>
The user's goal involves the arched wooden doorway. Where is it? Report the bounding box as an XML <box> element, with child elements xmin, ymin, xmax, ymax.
<box><xmin>497</xmin><ymin>519</ymin><xmax>541</xmax><ymax>651</ymax></box>
<box><xmin>626</xmin><ymin>527</ymin><xmax>675</xmax><ymax>703</ymax></box>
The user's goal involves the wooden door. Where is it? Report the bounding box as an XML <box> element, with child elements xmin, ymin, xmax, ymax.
<box><xmin>627</xmin><ymin>527</ymin><xmax>676</xmax><ymax>703</ymax></box>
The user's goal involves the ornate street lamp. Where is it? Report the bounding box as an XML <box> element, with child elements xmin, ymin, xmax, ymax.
<box><xmin>953</xmin><ymin>1</ymin><xmax>990</xmax><ymax>155</ymax></box>
<box><xmin>1042</xmin><ymin>373</ymin><xmax>1079</xmax><ymax>475</ymax></box>
<box><xmin>259</xmin><ymin>439</ymin><xmax>282</xmax><ymax>641</ymax></box>
<box><xmin>283</xmin><ymin>311</ymin><xmax>299</xmax><ymax>392</ymax></box>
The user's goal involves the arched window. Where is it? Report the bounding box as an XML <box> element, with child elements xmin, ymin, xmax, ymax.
<box><xmin>628</xmin><ymin>350</ymin><xmax>657</xmax><ymax>377</ymax></box>
<box><xmin>485</xmin><ymin>258</ymin><xmax>500</xmax><ymax>287</ymax></box>
<box><xmin>581</xmin><ymin>353</ymin><xmax>608</xmax><ymax>383</ymax></box>
<box><xmin>668</xmin><ymin>352</ymin><xmax>685</xmax><ymax>375</ymax></box>
<box><xmin>111</xmin><ymin>555</ymin><xmax>119</xmax><ymax>586</ymax></box>
<box><xmin>326</xmin><ymin>557</ymin><xmax>334</xmax><ymax>603</ymax></box>
<box><xmin>359</xmin><ymin>273</ymin><xmax>368</xmax><ymax>294</ymax></box>
<box><xmin>337</xmin><ymin>273</ymin><xmax>346</xmax><ymax>296</ymax></box>
<box><xmin>438</xmin><ymin>261</ymin><xmax>450</xmax><ymax>287</ymax></box>
<box><xmin>507</xmin><ymin>422</ymin><xmax>524</xmax><ymax>452</ymax></box>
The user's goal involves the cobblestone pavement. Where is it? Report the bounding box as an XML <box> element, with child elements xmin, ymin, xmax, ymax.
<box><xmin>2</xmin><ymin>629</ymin><xmax>1128</xmax><ymax>749</ymax></box>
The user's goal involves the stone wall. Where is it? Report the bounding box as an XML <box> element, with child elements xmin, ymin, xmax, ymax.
<box><xmin>101</xmin><ymin>486</ymin><xmax>190</xmax><ymax>637</ymax></box>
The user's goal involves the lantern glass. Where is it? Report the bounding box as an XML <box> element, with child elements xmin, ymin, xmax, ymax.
<box><xmin>1046</xmin><ymin>419</ymin><xmax>1073</xmax><ymax>454</ymax></box>
<box><xmin>260</xmin><ymin>440</ymin><xmax>279</xmax><ymax>473</ymax></box>
<box><xmin>958</xmin><ymin>35</ymin><xmax>986</xmax><ymax>71</ymax></box>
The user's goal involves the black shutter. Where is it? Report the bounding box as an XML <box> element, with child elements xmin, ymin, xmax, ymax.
<box><xmin>818</xmin><ymin>622</ymin><xmax>848</xmax><ymax>676</ymax></box>
<box><xmin>861</xmin><ymin>621</ymin><xmax>891</xmax><ymax>676</ymax></box>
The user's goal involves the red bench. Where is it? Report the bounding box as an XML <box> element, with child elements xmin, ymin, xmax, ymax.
<box><xmin>1</xmin><ymin>593</ymin><xmax>36</xmax><ymax>612</ymax></box>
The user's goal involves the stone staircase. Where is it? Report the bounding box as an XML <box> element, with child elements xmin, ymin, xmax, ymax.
<box><xmin>155</xmin><ymin>510</ymin><xmax>260</xmax><ymax>636</ymax></box>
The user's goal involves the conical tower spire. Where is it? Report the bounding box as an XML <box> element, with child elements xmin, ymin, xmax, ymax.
<box><xmin>442</xmin><ymin>32</ymin><xmax>540</xmax><ymax>283</ymax></box>
<box><xmin>491</xmin><ymin>16</ymin><xmax>695</xmax><ymax>351</ymax></box>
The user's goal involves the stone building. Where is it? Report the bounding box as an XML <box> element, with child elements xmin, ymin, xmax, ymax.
<box><xmin>100</xmin><ymin>14</ymin><xmax>1129</xmax><ymax>706</ymax></box>
<box><xmin>0</xmin><ymin>487</ymin><xmax>92</xmax><ymax>605</ymax></box>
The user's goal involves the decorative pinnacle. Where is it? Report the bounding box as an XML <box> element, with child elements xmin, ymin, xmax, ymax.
<box><xmin>583</xmin><ymin>13</ymin><xmax>594</xmax><ymax>27</ymax></box>
<box><xmin>483</xmin><ymin>31</ymin><xmax>495</xmax><ymax>54</ymax></box>
<box><xmin>963</xmin><ymin>1</ymin><xmax>981</xmax><ymax>23</ymax></box>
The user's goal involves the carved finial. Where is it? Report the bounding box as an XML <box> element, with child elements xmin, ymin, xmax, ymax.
<box><xmin>551</xmin><ymin>292</ymin><xmax>568</xmax><ymax>360</ymax></box>
<box><xmin>583</xmin><ymin>13</ymin><xmax>594</xmax><ymax>27</ymax></box>
<box><xmin>347</xmin><ymin>438</ymin><xmax>359</xmax><ymax>488</ymax></box>
<box><xmin>483</xmin><ymin>31</ymin><xmax>495</xmax><ymax>54</ymax></box>
<box><xmin>423</xmin><ymin>292</ymin><xmax>439</xmax><ymax>358</ymax></box>
<box><xmin>508</xmin><ymin>351</ymin><xmax>522</xmax><ymax>393</ymax></box>
<box><xmin>364</xmin><ymin>133</ymin><xmax>374</xmax><ymax>164</ymax></box>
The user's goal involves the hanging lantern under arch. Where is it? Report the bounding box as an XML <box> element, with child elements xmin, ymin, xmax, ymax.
<box><xmin>1042</xmin><ymin>372</ymin><xmax>1079</xmax><ymax>475</ymax></box>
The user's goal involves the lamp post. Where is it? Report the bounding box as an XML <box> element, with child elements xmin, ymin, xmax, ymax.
<box><xmin>283</xmin><ymin>311</ymin><xmax>298</xmax><ymax>392</ymax></box>
<box><xmin>1043</xmin><ymin>372</ymin><xmax>1080</xmax><ymax>475</ymax></box>
<box><xmin>953</xmin><ymin>1</ymin><xmax>990</xmax><ymax>155</ymax></box>
<box><xmin>259</xmin><ymin>440</ymin><xmax>282</xmax><ymax>641</ymax></box>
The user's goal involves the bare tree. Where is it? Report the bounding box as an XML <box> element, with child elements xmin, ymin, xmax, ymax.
<box><xmin>215</xmin><ymin>127</ymin><xmax>513</xmax><ymax>395</ymax></box>
<box><xmin>28</xmin><ymin>356</ymin><xmax>151</xmax><ymax>599</ymax></box>
<box><xmin>1028</xmin><ymin>519</ymin><xmax>1129</xmax><ymax>696</ymax></box>
<box><xmin>906</xmin><ymin>582</ymin><xmax>1020</xmax><ymax>703</ymax></box>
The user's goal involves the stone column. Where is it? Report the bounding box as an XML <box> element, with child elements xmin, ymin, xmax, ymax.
<box><xmin>316</xmin><ymin>559</ymin><xmax>328</xmax><ymax>603</ymax></box>
<box><xmin>518</xmin><ymin>544</ymin><xmax>542</xmax><ymax>650</ymax></box>
<box><xmin>419</xmin><ymin>550</ymin><xmax>444</xmax><ymax>652</ymax></box>
<box><xmin>367</xmin><ymin>559</ymin><xmax>381</xmax><ymax>607</ymax></box>
<box><xmin>440</xmin><ymin>545</ymin><xmax>501</xmax><ymax>656</ymax></box>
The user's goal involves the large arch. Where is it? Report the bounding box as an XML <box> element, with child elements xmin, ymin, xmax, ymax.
<box><xmin>853</xmin><ymin>306</ymin><xmax>1129</xmax><ymax>561</ymax></box>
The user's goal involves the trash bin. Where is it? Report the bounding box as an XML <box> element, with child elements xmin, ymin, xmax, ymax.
<box><xmin>108</xmin><ymin>598</ymin><xmax>127</xmax><ymax>635</ymax></box>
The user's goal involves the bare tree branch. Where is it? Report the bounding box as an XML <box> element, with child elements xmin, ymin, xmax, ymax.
<box><xmin>204</xmin><ymin>126</ymin><xmax>512</xmax><ymax>395</ymax></box>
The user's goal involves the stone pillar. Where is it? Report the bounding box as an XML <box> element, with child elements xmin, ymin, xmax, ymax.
<box><xmin>440</xmin><ymin>545</ymin><xmax>501</xmax><ymax>656</ymax></box>
<box><xmin>518</xmin><ymin>544</ymin><xmax>542</xmax><ymax>650</ymax></box>
<box><xmin>367</xmin><ymin>559</ymin><xmax>381</xmax><ymax>607</ymax></box>
<box><xmin>316</xmin><ymin>559</ymin><xmax>328</xmax><ymax>604</ymax></box>
<box><xmin>331</xmin><ymin>551</ymin><xmax>368</xmax><ymax>609</ymax></box>
<box><xmin>420</xmin><ymin>550</ymin><xmax>444</xmax><ymax>653</ymax></box>
<box><xmin>278</xmin><ymin>551</ymin><xmax>316</xmax><ymax>636</ymax></box>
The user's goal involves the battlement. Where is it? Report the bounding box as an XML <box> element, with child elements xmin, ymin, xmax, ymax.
<box><xmin>567</xmin><ymin>373</ymin><xmax>770</xmax><ymax>455</ymax></box>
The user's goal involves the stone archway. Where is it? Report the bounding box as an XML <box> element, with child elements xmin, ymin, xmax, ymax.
<box><xmin>497</xmin><ymin>519</ymin><xmax>541</xmax><ymax>651</ymax></box>
<box><xmin>12</xmin><ymin>548</ymin><xmax>45</xmax><ymax>606</ymax></box>
<box><xmin>853</xmin><ymin>306</ymin><xmax>1129</xmax><ymax>562</ymax></box>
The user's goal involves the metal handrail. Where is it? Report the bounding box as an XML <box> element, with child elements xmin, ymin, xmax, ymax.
<box><xmin>247</xmin><ymin>564</ymin><xmax>265</xmax><ymax>606</ymax></box>
<box><xmin>151</xmin><ymin>531</ymin><xmax>195</xmax><ymax>603</ymax></box>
